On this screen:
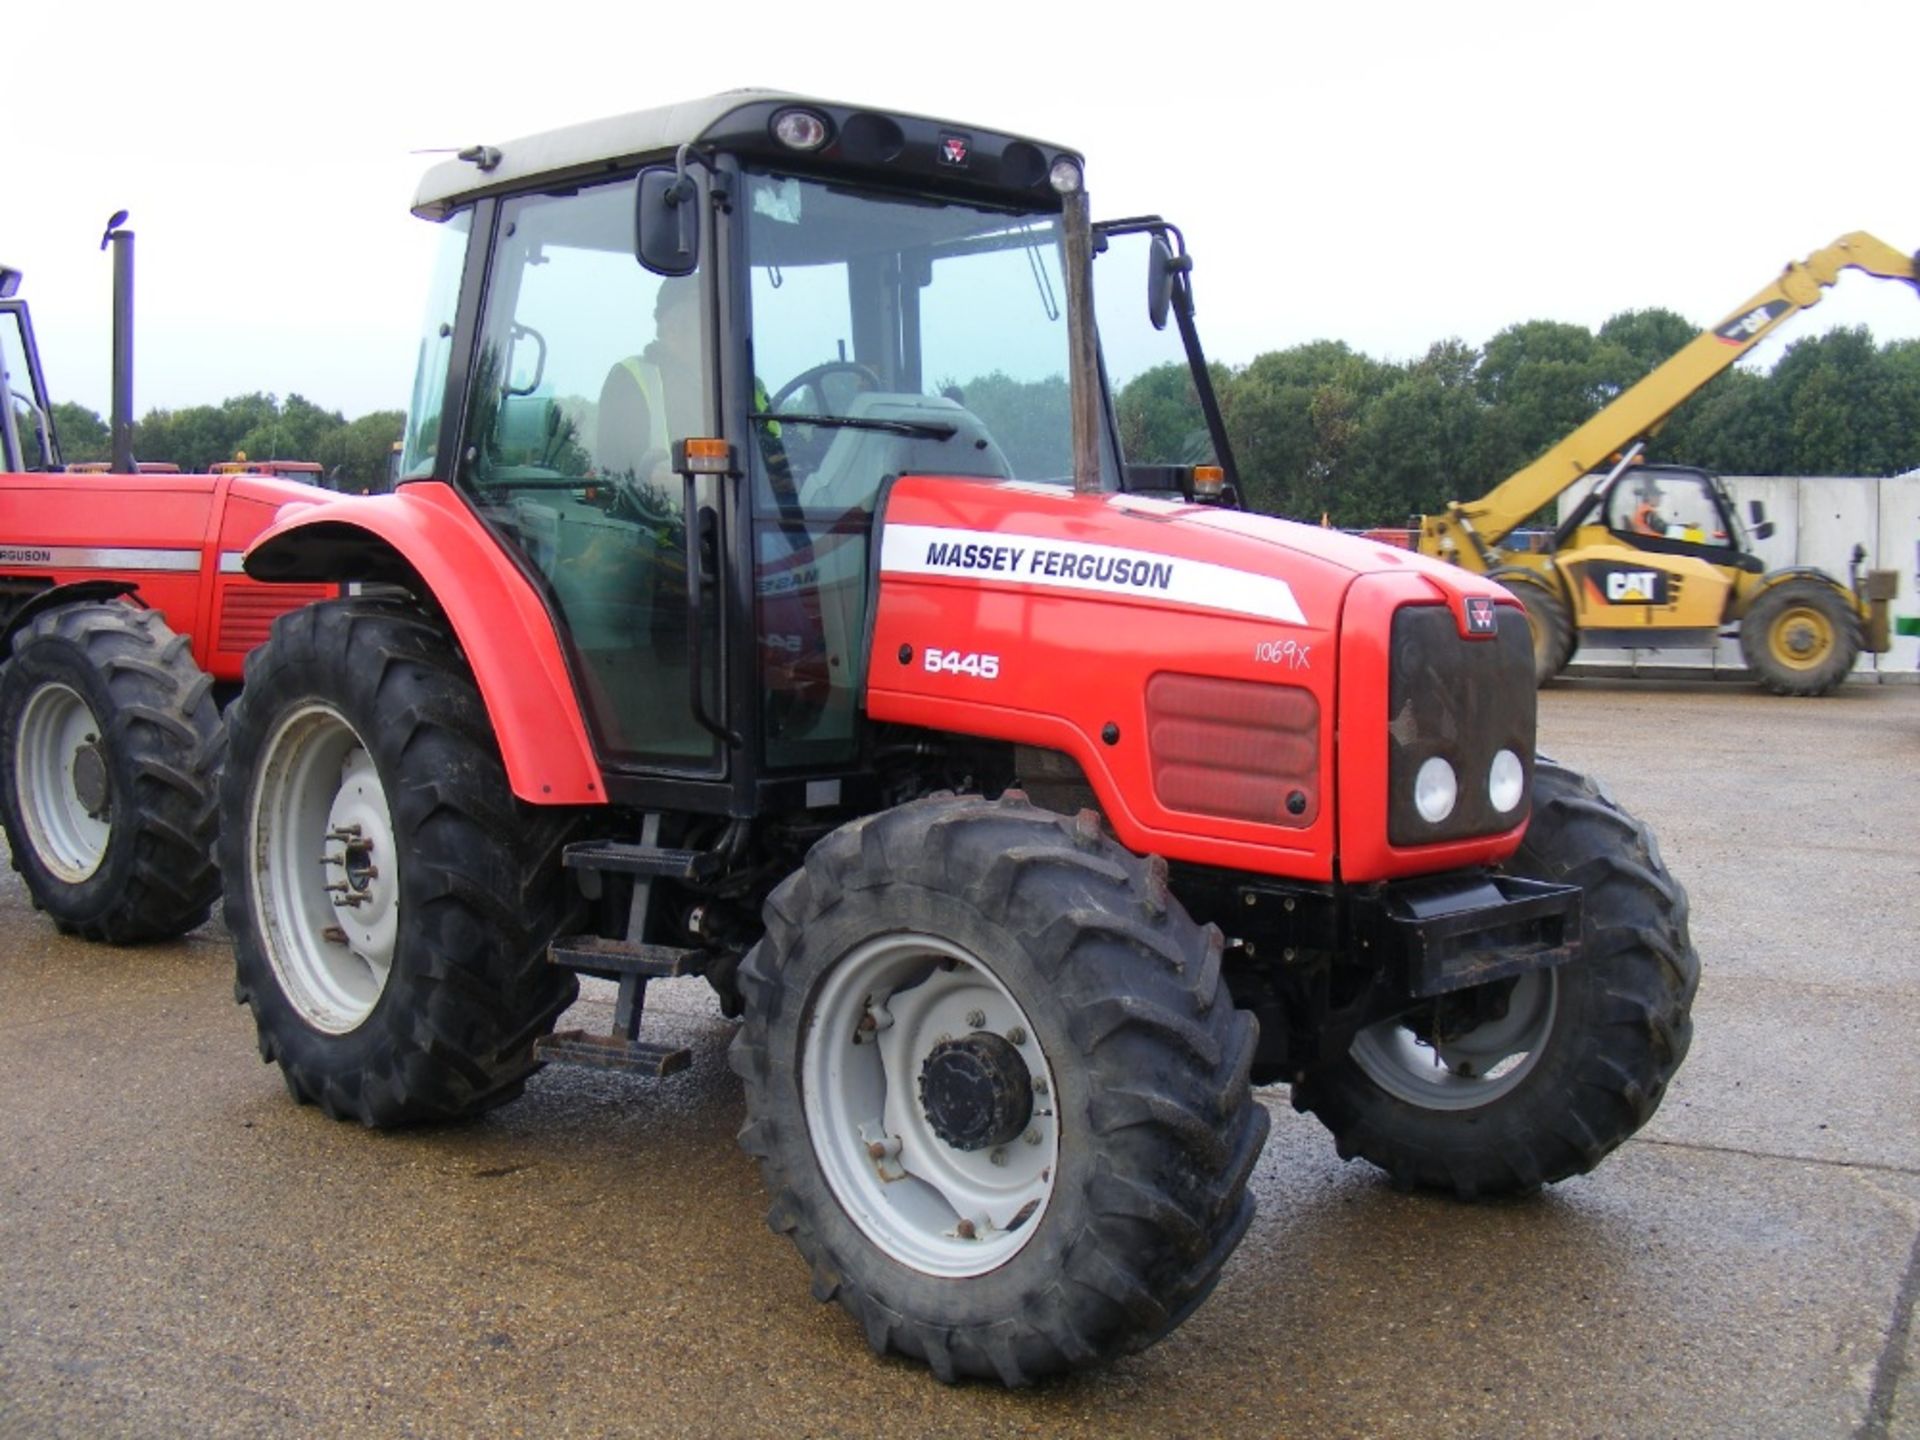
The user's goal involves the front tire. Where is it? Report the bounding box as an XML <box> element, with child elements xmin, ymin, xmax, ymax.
<box><xmin>0</xmin><ymin>601</ymin><xmax>220</xmax><ymax>942</ymax></box>
<box><xmin>729</xmin><ymin>794</ymin><xmax>1268</xmax><ymax>1384</ymax></box>
<box><xmin>1291</xmin><ymin>758</ymin><xmax>1697</xmax><ymax>1198</ymax></box>
<box><xmin>1739</xmin><ymin>578</ymin><xmax>1859</xmax><ymax>696</ymax></box>
<box><xmin>218</xmin><ymin>598</ymin><xmax>581</xmax><ymax>1126</ymax></box>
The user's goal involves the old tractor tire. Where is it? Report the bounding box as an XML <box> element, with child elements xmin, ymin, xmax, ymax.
<box><xmin>0</xmin><ymin>600</ymin><xmax>220</xmax><ymax>942</ymax></box>
<box><xmin>218</xmin><ymin>597</ymin><xmax>582</xmax><ymax>1127</ymax></box>
<box><xmin>729</xmin><ymin>793</ymin><xmax>1269</xmax><ymax>1385</ymax></box>
<box><xmin>1490</xmin><ymin>566</ymin><xmax>1575</xmax><ymax>684</ymax></box>
<box><xmin>1291</xmin><ymin>757</ymin><xmax>1697</xmax><ymax>1199</ymax></box>
<box><xmin>1739</xmin><ymin>578</ymin><xmax>1860</xmax><ymax>696</ymax></box>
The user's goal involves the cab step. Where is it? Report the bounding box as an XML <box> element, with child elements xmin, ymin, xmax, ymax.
<box><xmin>534</xmin><ymin>1030</ymin><xmax>692</xmax><ymax>1077</ymax></box>
<box><xmin>562</xmin><ymin>840</ymin><xmax>725</xmax><ymax>883</ymax></box>
<box><xmin>548</xmin><ymin>935</ymin><xmax>702</xmax><ymax>981</ymax></box>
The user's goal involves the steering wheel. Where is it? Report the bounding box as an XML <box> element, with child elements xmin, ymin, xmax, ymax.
<box><xmin>769</xmin><ymin>361</ymin><xmax>882</xmax><ymax>417</ymax></box>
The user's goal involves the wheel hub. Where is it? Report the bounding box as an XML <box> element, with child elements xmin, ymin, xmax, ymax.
<box><xmin>1782</xmin><ymin>620</ymin><xmax>1819</xmax><ymax>658</ymax></box>
<box><xmin>918</xmin><ymin>1032</ymin><xmax>1033</xmax><ymax>1152</ymax></box>
<box><xmin>71</xmin><ymin>739</ymin><xmax>110</xmax><ymax>817</ymax></box>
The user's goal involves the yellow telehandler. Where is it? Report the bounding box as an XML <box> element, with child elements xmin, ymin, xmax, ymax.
<box><xmin>1417</xmin><ymin>232</ymin><xmax>1916</xmax><ymax>694</ymax></box>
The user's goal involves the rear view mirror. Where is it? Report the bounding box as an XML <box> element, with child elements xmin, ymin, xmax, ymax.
<box><xmin>1747</xmin><ymin>498</ymin><xmax>1774</xmax><ymax>541</ymax></box>
<box><xmin>1148</xmin><ymin>236</ymin><xmax>1175</xmax><ymax>331</ymax></box>
<box><xmin>636</xmin><ymin>168</ymin><xmax>699</xmax><ymax>277</ymax></box>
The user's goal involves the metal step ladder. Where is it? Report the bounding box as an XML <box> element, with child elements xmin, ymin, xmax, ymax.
<box><xmin>534</xmin><ymin>814</ymin><xmax>718</xmax><ymax>1078</ymax></box>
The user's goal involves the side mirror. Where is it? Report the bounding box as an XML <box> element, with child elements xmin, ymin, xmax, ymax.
<box><xmin>636</xmin><ymin>167</ymin><xmax>699</xmax><ymax>277</ymax></box>
<box><xmin>1148</xmin><ymin>236</ymin><xmax>1175</xmax><ymax>332</ymax></box>
<box><xmin>1748</xmin><ymin>498</ymin><xmax>1774</xmax><ymax>541</ymax></box>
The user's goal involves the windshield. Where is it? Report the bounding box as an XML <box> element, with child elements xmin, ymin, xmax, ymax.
<box><xmin>744</xmin><ymin>169</ymin><xmax>1105</xmax><ymax>513</ymax></box>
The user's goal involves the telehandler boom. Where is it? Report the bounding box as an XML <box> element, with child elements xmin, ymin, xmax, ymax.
<box><xmin>1417</xmin><ymin>233</ymin><xmax>1917</xmax><ymax>693</ymax></box>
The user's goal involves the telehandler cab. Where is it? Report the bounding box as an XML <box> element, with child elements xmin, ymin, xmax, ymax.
<box><xmin>1417</xmin><ymin>232</ymin><xmax>1916</xmax><ymax>694</ymax></box>
<box><xmin>218</xmin><ymin>92</ymin><xmax>1697</xmax><ymax>1384</ymax></box>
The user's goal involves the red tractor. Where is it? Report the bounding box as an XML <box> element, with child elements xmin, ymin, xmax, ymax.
<box><xmin>0</xmin><ymin>236</ymin><xmax>334</xmax><ymax>940</ymax></box>
<box><xmin>212</xmin><ymin>94</ymin><xmax>1697</xmax><ymax>1384</ymax></box>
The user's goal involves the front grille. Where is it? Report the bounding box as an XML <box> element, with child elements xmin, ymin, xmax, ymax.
<box><xmin>1386</xmin><ymin>605</ymin><xmax>1534</xmax><ymax>846</ymax></box>
<box><xmin>1145</xmin><ymin>672</ymin><xmax>1319</xmax><ymax>828</ymax></box>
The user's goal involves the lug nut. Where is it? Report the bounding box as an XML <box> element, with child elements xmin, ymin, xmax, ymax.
<box><xmin>1023</xmin><ymin>1129</ymin><xmax>1040</xmax><ymax>1146</ymax></box>
<box><xmin>1007</xmin><ymin>1026</ymin><xmax>1027</xmax><ymax>1046</ymax></box>
<box><xmin>990</xmin><ymin>1148</ymin><xmax>1007</xmax><ymax>1167</ymax></box>
<box><xmin>965</xmin><ymin>1010</ymin><xmax>986</xmax><ymax>1029</ymax></box>
<box><xmin>955</xmin><ymin>1218</ymin><xmax>976</xmax><ymax>1239</ymax></box>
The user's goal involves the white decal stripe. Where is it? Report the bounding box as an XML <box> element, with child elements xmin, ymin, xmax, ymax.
<box><xmin>219</xmin><ymin>551</ymin><xmax>247</xmax><ymax>574</ymax></box>
<box><xmin>0</xmin><ymin>544</ymin><xmax>201</xmax><ymax>573</ymax></box>
<box><xmin>880</xmin><ymin>523</ymin><xmax>1308</xmax><ymax>626</ymax></box>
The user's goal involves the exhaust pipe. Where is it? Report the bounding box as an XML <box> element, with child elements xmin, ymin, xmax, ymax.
<box><xmin>100</xmin><ymin>211</ymin><xmax>135</xmax><ymax>475</ymax></box>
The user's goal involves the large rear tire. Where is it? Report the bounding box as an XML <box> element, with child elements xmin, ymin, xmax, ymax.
<box><xmin>729</xmin><ymin>794</ymin><xmax>1268</xmax><ymax>1384</ymax></box>
<box><xmin>1291</xmin><ymin>758</ymin><xmax>1697</xmax><ymax>1198</ymax></box>
<box><xmin>1490</xmin><ymin>566</ymin><xmax>1575</xmax><ymax>684</ymax></box>
<box><xmin>1739</xmin><ymin>578</ymin><xmax>1859</xmax><ymax>696</ymax></box>
<box><xmin>0</xmin><ymin>601</ymin><xmax>220</xmax><ymax>942</ymax></box>
<box><xmin>218</xmin><ymin>597</ymin><xmax>581</xmax><ymax>1126</ymax></box>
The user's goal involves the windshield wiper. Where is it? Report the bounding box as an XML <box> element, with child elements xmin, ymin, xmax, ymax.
<box><xmin>753</xmin><ymin>412</ymin><xmax>956</xmax><ymax>440</ymax></box>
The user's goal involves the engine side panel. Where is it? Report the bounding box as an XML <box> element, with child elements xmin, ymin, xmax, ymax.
<box><xmin>0</xmin><ymin>472</ymin><xmax>327</xmax><ymax>681</ymax></box>
<box><xmin>868</xmin><ymin>479</ymin><xmax>1531</xmax><ymax>883</ymax></box>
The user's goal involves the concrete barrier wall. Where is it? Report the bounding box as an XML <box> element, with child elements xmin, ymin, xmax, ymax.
<box><xmin>1555</xmin><ymin>474</ymin><xmax>1920</xmax><ymax>681</ymax></box>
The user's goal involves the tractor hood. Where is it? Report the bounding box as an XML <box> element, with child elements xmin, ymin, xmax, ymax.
<box><xmin>877</xmin><ymin>477</ymin><xmax>1508</xmax><ymax>639</ymax></box>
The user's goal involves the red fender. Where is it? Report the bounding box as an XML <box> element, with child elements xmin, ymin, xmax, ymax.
<box><xmin>244</xmin><ymin>481</ymin><xmax>605</xmax><ymax>806</ymax></box>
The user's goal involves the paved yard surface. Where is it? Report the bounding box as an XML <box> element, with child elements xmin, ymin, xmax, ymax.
<box><xmin>2</xmin><ymin>679</ymin><xmax>1916</xmax><ymax>1438</ymax></box>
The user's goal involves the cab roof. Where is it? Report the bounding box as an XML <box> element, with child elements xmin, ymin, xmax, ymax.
<box><xmin>412</xmin><ymin>89</ymin><xmax>1079</xmax><ymax>219</ymax></box>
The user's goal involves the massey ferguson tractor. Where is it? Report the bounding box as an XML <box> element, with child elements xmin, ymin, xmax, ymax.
<box><xmin>212</xmin><ymin>93</ymin><xmax>1698</xmax><ymax>1384</ymax></box>
<box><xmin>0</xmin><ymin>239</ymin><xmax>334</xmax><ymax>941</ymax></box>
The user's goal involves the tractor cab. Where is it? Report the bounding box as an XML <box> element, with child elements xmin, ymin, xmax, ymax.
<box><xmin>0</xmin><ymin>269</ymin><xmax>59</xmax><ymax>473</ymax></box>
<box><xmin>390</xmin><ymin>94</ymin><xmax>1217</xmax><ymax>807</ymax></box>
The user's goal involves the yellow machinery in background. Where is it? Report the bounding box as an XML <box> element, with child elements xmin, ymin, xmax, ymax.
<box><xmin>1417</xmin><ymin>232</ymin><xmax>1917</xmax><ymax>694</ymax></box>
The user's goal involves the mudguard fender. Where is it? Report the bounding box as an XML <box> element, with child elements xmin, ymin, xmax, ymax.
<box><xmin>243</xmin><ymin>481</ymin><xmax>605</xmax><ymax>805</ymax></box>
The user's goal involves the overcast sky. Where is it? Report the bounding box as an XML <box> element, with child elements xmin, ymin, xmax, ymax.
<box><xmin>10</xmin><ymin>0</ymin><xmax>1918</xmax><ymax>423</ymax></box>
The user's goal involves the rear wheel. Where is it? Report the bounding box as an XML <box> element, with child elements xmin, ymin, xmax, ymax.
<box><xmin>1490</xmin><ymin>566</ymin><xmax>1574</xmax><ymax>684</ymax></box>
<box><xmin>0</xmin><ymin>601</ymin><xmax>220</xmax><ymax>942</ymax></box>
<box><xmin>1291</xmin><ymin>758</ymin><xmax>1697</xmax><ymax>1198</ymax></box>
<box><xmin>1740</xmin><ymin>578</ymin><xmax>1859</xmax><ymax>696</ymax></box>
<box><xmin>219</xmin><ymin>598</ymin><xmax>581</xmax><ymax>1126</ymax></box>
<box><xmin>730</xmin><ymin>794</ymin><xmax>1268</xmax><ymax>1384</ymax></box>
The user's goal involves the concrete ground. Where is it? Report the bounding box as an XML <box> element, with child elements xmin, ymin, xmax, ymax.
<box><xmin>2</xmin><ymin>680</ymin><xmax>1916</xmax><ymax>1438</ymax></box>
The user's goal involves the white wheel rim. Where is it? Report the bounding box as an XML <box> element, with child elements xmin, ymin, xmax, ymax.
<box><xmin>14</xmin><ymin>682</ymin><xmax>112</xmax><ymax>882</ymax></box>
<box><xmin>248</xmin><ymin>704</ymin><xmax>399</xmax><ymax>1034</ymax></box>
<box><xmin>801</xmin><ymin>933</ymin><xmax>1059</xmax><ymax>1278</ymax></box>
<box><xmin>1350</xmin><ymin>970</ymin><xmax>1558</xmax><ymax>1111</ymax></box>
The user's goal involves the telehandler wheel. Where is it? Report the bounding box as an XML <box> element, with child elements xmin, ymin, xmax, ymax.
<box><xmin>1489</xmin><ymin>566</ymin><xmax>1574</xmax><ymax>684</ymax></box>
<box><xmin>1291</xmin><ymin>758</ymin><xmax>1697</xmax><ymax>1199</ymax></box>
<box><xmin>1739</xmin><ymin>578</ymin><xmax>1860</xmax><ymax>696</ymax></box>
<box><xmin>219</xmin><ymin>598</ymin><xmax>582</xmax><ymax>1127</ymax></box>
<box><xmin>0</xmin><ymin>601</ymin><xmax>220</xmax><ymax>942</ymax></box>
<box><xmin>729</xmin><ymin>793</ymin><xmax>1269</xmax><ymax>1385</ymax></box>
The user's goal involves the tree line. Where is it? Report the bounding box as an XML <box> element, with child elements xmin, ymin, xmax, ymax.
<box><xmin>42</xmin><ymin>309</ymin><xmax>1920</xmax><ymax>523</ymax></box>
<box><xmin>1115</xmin><ymin>312</ymin><xmax>1920</xmax><ymax>525</ymax></box>
<box><xmin>50</xmin><ymin>394</ymin><xmax>403</xmax><ymax>492</ymax></box>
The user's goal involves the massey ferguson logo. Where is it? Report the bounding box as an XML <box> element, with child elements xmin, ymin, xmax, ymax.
<box><xmin>1465</xmin><ymin>596</ymin><xmax>1497</xmax><ymax>635</ymax></box>
<box><xmin>1715</xmin><ymin>299</ymin><xmax>1790</xmax><ymax>344</ymax></box>
<box><xmin>939</xmin><ymin>133</ymin><xmax>970</xmax><ymax>167</ymax></box>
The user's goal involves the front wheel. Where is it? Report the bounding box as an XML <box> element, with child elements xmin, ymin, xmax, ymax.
<box><xmin>0</xmin><ymin>601</ymin><xmax>220</xmax><ymax>942</ymax></box>
<box><xmin>729</xmin><ymin>794</ymin><xmax>1268</xmax><ymax>1384</ymax></box>
<box><xmin>218</xmin><ymin>598</ymin><xmax>582</xmax><ymax>1126</ymax></box>
<box><xmin>1739</xmin><ymin>578</ymin><xmax>1860</xmax><ymax>696</ymax></box>
<box><xmin>1291</xmin><ymin>758</ymin><xmax>1698</xmax><ymax>1197</ymax></box>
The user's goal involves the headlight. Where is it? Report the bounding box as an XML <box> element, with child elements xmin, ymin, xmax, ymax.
<box><xmin>1488</xmin><ymin>749</ymin><xmax>1525</xmax><ymax>813</ymax></box>
<box><xmin>1414</xmin><ymin>757</ymin><xmax>1457</xmax><ymax>824</ymax></box>
<box><xmin>1048</xmin><ymin>157</ymin><xmax>1084</xmax><ymax>194</ymax></box>
<box><xmin>771</xmin><ymin>109</ymin><xmax>831</xmax><ymax>151</ymax></box>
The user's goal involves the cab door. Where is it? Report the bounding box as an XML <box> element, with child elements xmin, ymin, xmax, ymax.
<box><xmin>453</xmin><ymin>175</ymin><xmax>723</xmax><ymax>775</ymax></box>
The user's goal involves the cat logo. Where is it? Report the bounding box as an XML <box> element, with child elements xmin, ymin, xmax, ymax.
<box><xmin>1606</xmin><ymin>570</ymin><xmax>1661</xmax><ymax>603</ymax></box>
